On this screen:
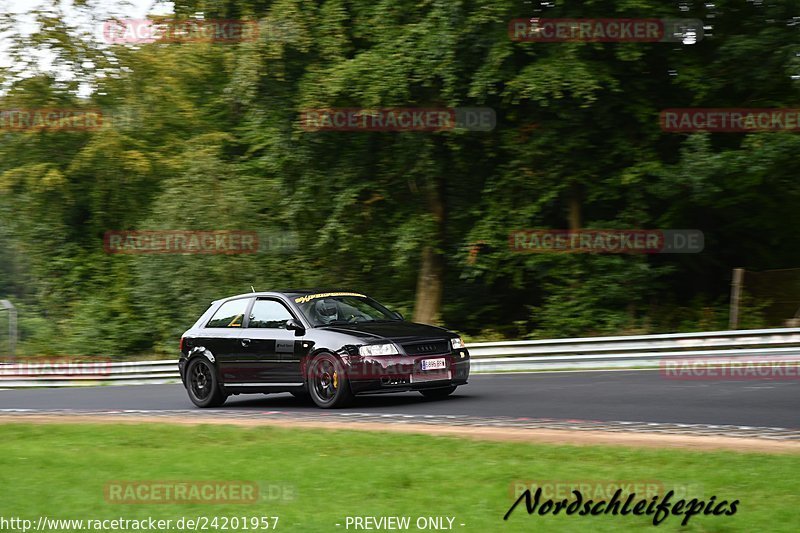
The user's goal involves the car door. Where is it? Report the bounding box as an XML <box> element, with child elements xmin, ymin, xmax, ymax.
<box><xmin>202</xmin><ymin>297</ymin><xmax>253</xmax><ymax>384</ymax></box>
<box><xmin>241</xmin><ymin>298</ymin><xmax>305</xmax><ymax>385</ymax></box>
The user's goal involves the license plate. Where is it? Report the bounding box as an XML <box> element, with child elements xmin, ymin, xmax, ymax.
<box><xmin>420</xmin><ymin>358</ymin><xmax>446</xmax><ymax>371</ymax></box>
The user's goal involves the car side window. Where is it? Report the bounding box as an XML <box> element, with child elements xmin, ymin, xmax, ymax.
<box><xmin>248</xmin><ymin>299</ymin><xmax>294</xmax><ymax>329</ymax></box>
<box><xmin>206</xmin><ymin>298</ymin><xmax>250</xmax><ymax>328</ymax></box>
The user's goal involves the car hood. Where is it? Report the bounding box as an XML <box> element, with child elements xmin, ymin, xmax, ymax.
<box><xmin>318</xmin><ymin>321</ymin><xmax>453</xmax><ymax>343</ymax></box>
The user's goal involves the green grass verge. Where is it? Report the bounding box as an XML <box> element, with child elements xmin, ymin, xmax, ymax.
<box><xmin>0</xmin><ymin>423</ymin><xmax>797</xmax><ymax>532</ymax></box>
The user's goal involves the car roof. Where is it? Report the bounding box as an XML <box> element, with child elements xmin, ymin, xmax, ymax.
<box><xmin>216</xmin><ymin>289</ymin><xmax>364</xmax><ymax>303</ymax></box>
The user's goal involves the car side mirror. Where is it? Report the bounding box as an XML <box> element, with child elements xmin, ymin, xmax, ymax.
<box><xmin>285</xmin><ymin>318</ymin><xmax>305</xmax><ymax>336</ymax></box>
<box><xmin>393</xmin><ymin>311</ymin><xmax>404</xmax><ymax>321</ymax></box>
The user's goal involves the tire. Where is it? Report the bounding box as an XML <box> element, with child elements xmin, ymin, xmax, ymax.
<box><xmin>419</xmin><ymin>386</ymin><xmax>457</xmax><ymax>399</ymax></box>
<box><xmin>307</xmin><ymin>353</ymin><xmax>353</xmax><ymax>408</ymax></box>
<box><xmin>186</xmin><ymin>357</ymin><xmax>227</xmax><ymax>408</ymax></box>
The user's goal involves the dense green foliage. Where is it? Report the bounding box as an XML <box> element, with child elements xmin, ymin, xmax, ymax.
<box><xmin>1</xmin><ymin>1</ymin><xmax>799</xmax><ymax>356</ymax></box>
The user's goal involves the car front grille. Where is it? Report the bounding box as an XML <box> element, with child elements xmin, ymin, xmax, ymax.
<box><xmin>402</xmin><ymin>340</ymin><xmax>449</xmax><ymax>356</ymax></box>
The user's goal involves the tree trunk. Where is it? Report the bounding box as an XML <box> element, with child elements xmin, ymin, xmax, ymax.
<box><xmin>413</xmin><ymin>173</ymin><xmax>446</xmax><ymax>325</ymax></box>
<box><xmin>568</xmin><ymin>183</ymin><xmax>582</xmax><ymax>230</ymax></box>
<box><xmin>412</xmin><ymin>245</ymin><xmax>444</xmax><ymax>324</ymax></box>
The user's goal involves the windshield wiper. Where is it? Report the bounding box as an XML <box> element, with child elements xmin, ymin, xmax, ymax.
<box><xmin>319</xmin><ymin>318</ymin><xmax>398</xmax><ymax>326</ymax></box>
<box><xmin>319</xmin><ymin>320</ymin><xmax>353</xmax><ymax>326</ymax></box>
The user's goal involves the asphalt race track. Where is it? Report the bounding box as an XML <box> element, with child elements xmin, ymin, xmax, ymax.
<box><xmin>0</xmin><ymin>370</ymin><xmax>797</xmax><ymax>428</ymax></box>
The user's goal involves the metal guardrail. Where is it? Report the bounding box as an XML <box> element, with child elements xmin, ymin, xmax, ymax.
<box><xmin>1</xmin><ymin>327</ymin><xmax>800</xmax><ymax>387</ymax></box>
<box><xmin>466</xmin><ymin>328</ymin><xmax>800</xmax><ymax>372</ymax></box>
<box><xmin>0</xmin><ymin>360</ymin><xmax>180</xmax><ymax>388</ymax></box>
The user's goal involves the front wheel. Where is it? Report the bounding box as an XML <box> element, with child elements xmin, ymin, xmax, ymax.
<box><xmin>307</xmin><ymin>353</ymin><xmax>353</xmax><ymax>408</ymax></box>
<box><xmin>419</xmin><ymin>386</ymin><xmax>457</xmax><ymax>399</ymax></box>
<box><xmin>186</xmin><ymin>357</ymin><xmax>227</xmax><ymax>408</ymax></box>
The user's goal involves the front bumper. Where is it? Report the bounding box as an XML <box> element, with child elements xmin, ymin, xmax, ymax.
<box><xmin>343</xmin><ymin>349</ymin><xmax>470</xmax><ymax>395</ymax></box>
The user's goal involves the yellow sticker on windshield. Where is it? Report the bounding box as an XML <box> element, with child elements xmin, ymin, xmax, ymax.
<box><xmin>294</xmin><ymin>292</ymin><xmax>366</xmax><ymax>304</ymax></box>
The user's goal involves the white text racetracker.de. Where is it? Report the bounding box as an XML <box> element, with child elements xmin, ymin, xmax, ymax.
<box><xmin>340</xmin><ymin>516</ymin><xmax>461</xmax><ymax>530</ymax></box>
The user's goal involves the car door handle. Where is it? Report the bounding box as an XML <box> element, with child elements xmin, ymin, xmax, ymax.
<box><xmin>241</xmin><ymin>338</ymin><xmax>251</xmax><ymax>347</ymax></box>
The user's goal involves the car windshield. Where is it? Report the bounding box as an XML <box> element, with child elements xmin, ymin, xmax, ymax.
<box><xmin>294</xmin><ymin>295</ymin><xmax>399</xmax><ymax>327</ymax></box>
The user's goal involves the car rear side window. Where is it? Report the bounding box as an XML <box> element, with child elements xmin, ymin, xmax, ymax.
<box><xmin>206</xmin><ymin>298</ymin><xmax>250</xmax><ymax>328</ymax></box>
<box><xmin>248</xmin><ymin>299</ymin><xmax>293</xmax><ymax>329</ymax></box>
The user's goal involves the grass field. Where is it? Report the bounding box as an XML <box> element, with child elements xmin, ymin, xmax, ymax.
<box><xmin>0</xmin><ymin>423</ymin><xmax>797</xmax><ymax>532</ymax></box>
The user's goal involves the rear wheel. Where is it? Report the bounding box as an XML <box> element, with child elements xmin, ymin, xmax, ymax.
<box><xmin>186</xmin><ymin>357</ymin><xmax>227</xmax><ymax>408</ymax></box>
<box><xmin>307</xmin><ymin>353</ymin><xmax>353</xmax><ymax>408</ymax></box>
<box><xmin>420</xmin><ymin>386</ymin><xmax>457</xmax><ymax>399</ymax></box>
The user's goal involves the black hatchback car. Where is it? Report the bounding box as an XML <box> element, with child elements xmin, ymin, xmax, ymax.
<box><xmin>178</xmin><ymin>290</ymin><xmax>470</xmax><ymax>408</ymax></box>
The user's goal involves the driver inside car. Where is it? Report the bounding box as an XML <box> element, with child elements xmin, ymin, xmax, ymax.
<box><xmin>315</xmin><ymin>299</ymin><xmax>339</xmax><ymax>325</ymax></box>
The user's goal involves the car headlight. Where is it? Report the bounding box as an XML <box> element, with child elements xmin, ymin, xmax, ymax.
<box><xmin>450</xmin><ymin>337</ymin><xmax>466</xmax><ymax>350</ymax></box>
<box><xmin>358</xmin><ymin>343</ymin><xmax>399</xmax><ymax>356</ymax></box>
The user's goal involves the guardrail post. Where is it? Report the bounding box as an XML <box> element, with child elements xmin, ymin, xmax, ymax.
<box><xmin>729</xmin><ymin>268</ymin><xmax>744</xmax><ymax>330</ymax></box>
<box><xmin>0</xmin><ymin>300</ymin><xmax>17</xmax><ymax>361</ymax></box>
